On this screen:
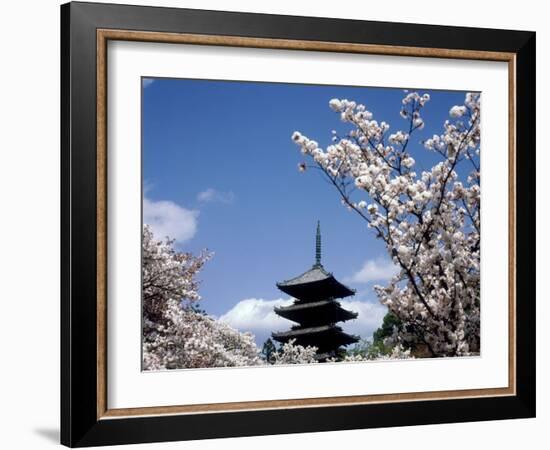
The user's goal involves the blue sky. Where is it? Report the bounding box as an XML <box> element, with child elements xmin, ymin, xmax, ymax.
<box><xmin>142</xmin><ymin>77</ymin><xmax>469</xmax><ymax>346</ymax></box>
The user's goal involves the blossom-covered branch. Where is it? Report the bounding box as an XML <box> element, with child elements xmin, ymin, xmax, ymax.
<box><xmin>142</xmin><ymin>225</ymin><xmax>262</xmax><ymax>369</ymax></box>
<box><xmin>272</xmin><ymin>339</ymin><xmax>318</xmax><ymax>365</ymax></box>
<box><xmin>143</xmin><ymin>300</ymin><xmax>262</xmax><ymax>370</ymax></box>
<box><xmin>142</xmin><ymin>224</ymin><xmax>211</xmax><ymax>326</ymax></box>
<box><xmin>292</xmin><ymin>92</ymin><xmax>480</xmax><ymax>357</ymax></box>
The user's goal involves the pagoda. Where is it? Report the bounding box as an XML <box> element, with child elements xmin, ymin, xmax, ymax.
<box><xmin>272</xmin><ymin>222</ymin><xmax>359</xmax><ymax>361</ymax></box>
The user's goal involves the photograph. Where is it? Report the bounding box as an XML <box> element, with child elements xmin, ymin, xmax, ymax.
<box><xmin>141</xmin><ymin>78</ymin><xmax>481</xmax><ymax>370</ymax></box>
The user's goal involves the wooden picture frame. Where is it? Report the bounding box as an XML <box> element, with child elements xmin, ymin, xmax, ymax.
<box><xmin>61</xmin><ymin>1</ymin><xmax>535</xmax><ymax>446</ymax></box>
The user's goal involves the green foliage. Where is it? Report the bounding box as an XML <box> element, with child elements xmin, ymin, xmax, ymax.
<box><xmin>346</xmin><ymin>312</ymin><xmax>403</xmax><ymax>359</ymax></box>
<box><xmin>187</xmin><ymin>302</ymin><xmax>207</xmax><ymax>315</ymax></box>
<box><xmin>261</xmin><ymin>338</ymin><xmax>277</xmax><ymax>363</ymax></box>
<box><xmin>346</xmin><ymin>339</ymin><xmax>380</xmax><ymax>359</ymax></box>
<box><xmin>373</xmin><ymin>312</ymin><xmax>401</xmax><ymax>347</ymax></box>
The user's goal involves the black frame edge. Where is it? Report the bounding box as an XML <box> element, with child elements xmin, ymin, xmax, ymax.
<box><xmin>62</xmin><ymin>2</ymin><xmax>102</xmax><ymax>446</ymax></box>
<box><xmin>514</xmin><ymin>32</ymin><xmax>536</xmax><ymax>418</ymax></box>
<box><xmin>60</xmin><ymin>2</ymin><xmax>72</xmax><ymax>447</ymax></box>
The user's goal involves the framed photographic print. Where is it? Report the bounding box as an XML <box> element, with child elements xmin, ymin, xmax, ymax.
<box><xmin>61</xmin><ymin>1</ymin><xmax>536</xmax><ymax>447</ymax></box>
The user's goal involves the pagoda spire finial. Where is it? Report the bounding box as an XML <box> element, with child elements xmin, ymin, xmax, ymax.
<box><xmin>315</xmin><ymin>221</ymin><xmax>322</xmax><ymax>267</ymax></box>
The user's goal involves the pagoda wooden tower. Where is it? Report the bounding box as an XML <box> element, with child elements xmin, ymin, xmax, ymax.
<box><xmin>272</xmin><ymin>222</ymin><xmax>359</xmax><ymax>360</ymax></box>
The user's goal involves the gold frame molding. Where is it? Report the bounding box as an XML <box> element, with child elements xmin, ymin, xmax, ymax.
<box><xmin>96</xmin><ymin>29</ymin><xmax>516</xmax><ymax>420</ymax></box>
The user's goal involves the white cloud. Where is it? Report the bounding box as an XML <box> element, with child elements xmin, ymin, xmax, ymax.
<box><xmin>219</xmin><ymin>298</ymin><xmax>292</xmax><ymax>334</ymax></box>
<box><xmin>219</xmin><ymin>297</ymin><xmax>387</xmax><ymax>345</ymax></box>
<box><xmin>143</xmin><ymin>196</ymin><xmax>198</xmax><ymax>243</ymax></box>
<box><xmin>339</xmin><ymin>299</ymin><xmax>387</xmax><ymax>338</ymax></box>
<box><xmin>345</xmin><ymin>256</ymin><xmax>400</xmax><ymax>284</ymax></box>
<box><xmin>197</xmin><ymin>188</ymin><xmax>235</xmax><ymax>204</ymax></box>
<box><xmin>142</xmin><ymin>78</ymin><xmax>155</xmax><ymax>88</ymax></box>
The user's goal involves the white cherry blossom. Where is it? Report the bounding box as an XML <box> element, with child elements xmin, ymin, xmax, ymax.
<box><xmin>272</xmin><ymin>339</ymin><xmax>318</xmax><ymax>365</ymax></box>
<box><xmin>142</xmin><ymin>225</ymin><xmax>262</xmax><ymax>369</ymax></box>
<box><xmin>292</xmin><ymin>92</ymin><xmax>481</xmax><ymax>357</ymax></box>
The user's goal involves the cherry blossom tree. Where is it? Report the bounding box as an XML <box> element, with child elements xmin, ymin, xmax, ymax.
<box><xmin>142</xmin><ymin>225</ymin><xmax>262</xmax><ymax>370</ymax></box>
<box><xmin>143</xmin><ymin>298</ymin><xmax>262</xmax><ymax>370</ymax></box>
<box><xmin>345</xmin><ymin>338</ymin><xmax>413</xmax><ymax>361</ymax></box>
<box><xmin>332</xmin><ymin>344</ymin><xmax>413</xmax><ymax>362</ymax></box>
<box><xmin>272</xmin><ymin>339</ymin><xmax>318</xmax><ymax>365</ymax></box>
<box><xmin>142</xmin><ymin>224</ymin><xmax>211</xmax><ymax>326</ymax></box>
<box><xmin>292</xmin><ymin>91</ymin><xmax>480</xmax><ymax>357</ymax></box>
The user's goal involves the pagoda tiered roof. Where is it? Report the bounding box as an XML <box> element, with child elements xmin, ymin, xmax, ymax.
<box><xmin>276</xmin><ymin>264</ymin><xmax>355</xmax><ymax>301</ymax></box>
<box><xmin>274</xmin><ymin>299</ymin><xmax>358</xmax><ymax>325</ymax></box>
<box><xmin>272</xmin><ymin>222</ymin><xmax>359</xmax><ymax>360</ymax></box>
<box><xmin>272</xmin><ymin>324</ymin><xmax>360</xmax><ymax>347</ymax></box>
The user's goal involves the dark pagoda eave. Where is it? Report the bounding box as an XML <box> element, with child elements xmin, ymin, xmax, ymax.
<box><xmin>277</xmin><ymin>263</ymin><xmax>331</xmax><ymax>286</ymax></box>
<box><xmin>275</xmin><ymin>299</ymin><xmax>355</xmax><ymax>314</ymax></box>
<box><xmin>276</xmin><ymin>278</ymin><xmax>355</xmax><ymax>300</ymax></box>
<box><xmin>276</xmin><ymin>265</ymin><xmax>355</xmax><ymax>300</ymax></box>
<box><xmin>274</xmin><ymin>299</ymin><xmax>358</xmax><ymax>323</ymax></box>
<box><xmin>272</xmin><ymin>325</ymin><xmax>360</xmax><ymax>346</ymax></box>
